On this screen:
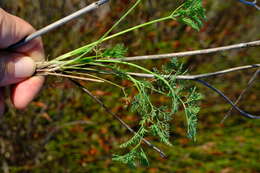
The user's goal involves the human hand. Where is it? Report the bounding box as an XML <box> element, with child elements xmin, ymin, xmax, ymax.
<box><xmin>0</xmin><ymin>8</ymin><xmax>44</xmax><ymax>114</ymax></box>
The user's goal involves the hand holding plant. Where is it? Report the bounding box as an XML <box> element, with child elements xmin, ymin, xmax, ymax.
<box><xmin>0</xmin><ymin>8</ymin><xmax>44</xmax><ymax>112</ymax></box>
<box><xmin>35</xmin><ymin>0</ymin><xmax>206</xmax><ymax>166</ymax></box>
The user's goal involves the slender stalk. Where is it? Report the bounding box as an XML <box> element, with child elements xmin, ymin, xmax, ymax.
<box><xmin>221</xmin><ymin>68</ymin><xmax>260</xmax><ymax>123</ymax></box>
<box><xmin>56</xmin><ymin>0</ymin><xmax>143</xmax><ymax>61</ymax></box>
<box><xmin>71</xmin><ymin>79</ymin><xmax>167</xmax><ymax>158</ymax></box>
<box><xmin>127</xmin><ymin>64</ymin><xmax>260</xmax><ymax>79</ymax></box>
<box><xmin>98</xmin><ymin>16</ymin><xmax>171</xmax><ymax>43</ymax></box>
<box><xmin>42</xmin><ymin>72</ymin><xmax>104</xmax><ymax>83</ymax></box>
<box><xmin>56</xmin><ymin>16</ymin><xmax>172</xmax><ymax>60</ymax></box>
<box><xmin>50</xmin><ymin>0</ymin><xmax>182</xmax><ymax>63</ymax></box>
<box><xmin>97</xmin><ymin>0</ymin><xmax>143</xmax><ymax>43</ymax></box>
<box><xmin>118</xmin><ymin>40</ymin><xmax>260</xmax><ymax>61</ymax></box>
<box><xmin>95</xmin><ymin>59</ymin><xmax>181</xmax><ymax>114</ymax></box>
<box><xmin>195</xmin><ymin>79</ymin><xmax>260</xmax><ymax>119</ymax></box>
<box><xmin>8</xmin><ymin>0</ymin><xmax>110</xmax><ymax>50</ymax></box>
<box><xmin>65</xmin><ymin>71</ymin><xmax>125</xmax><ymax>91</ymax></box>
<box><xmin>95</xmin><ymin>59</ymin><xmax>175</xmax><ymax>93</ymax></box>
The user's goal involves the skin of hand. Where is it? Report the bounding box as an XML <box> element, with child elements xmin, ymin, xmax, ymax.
<box><xmin>0</xmin><ymin>8</ymin><xmax>45</xmax><ymax>114</ymax></box>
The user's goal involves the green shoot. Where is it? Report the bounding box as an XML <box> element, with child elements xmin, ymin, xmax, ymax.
<box><xmin>37</xmin><ymin>0</ymin><xmax>206</xmax><ymax>167</ymax></box>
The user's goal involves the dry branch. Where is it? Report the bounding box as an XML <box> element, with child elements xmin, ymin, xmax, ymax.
<box><xmin>221</xmin><ymin>68</ymin><xmax>260</xmax><ymax>123</ymax></box>
<box><xmin>119</xmin><ymin>40</ymin><xmax>260</xmax><ymax>61</ymax></box>
<box><xmin>127</xmin><ymin>64</ymin><xmax>260</xmax><ymax>79</ymax></box>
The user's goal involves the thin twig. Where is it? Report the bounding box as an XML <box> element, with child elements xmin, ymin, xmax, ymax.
<box><xmin>118</xmin><ymin>40</ymin><xmax>260</xmax><ymax>61</ymax></box>
<box><xmin>7</xmin><ymin>0</ymin><xmax>110</xmax><ymax>50</ymax></box>
<box><xmin>71</xmin><ymin>79</ymin><xmax>167</xmax><ymax>158</ymax></box>
<box><xmin>41</xmin><ymin>72</ymin><xmax>104</xmax><ymax>83</ymax></box>
<box><xmin>124</xmin><ymin>65</ymin><xmax>260</xmax><ymax>119</ymax></box>
<box><xmin>195</xmin><ymin>79</ymin><xmax>260</xmax><ymax>119</ymax></box>
<box><xmin>127</xmin><ymin>64</ymin><xmax>260</xmax><ymax>80</ymax></box>
<box><xmin>221</xmin><ymin>68</ymin><xmax>260</xmax><ymax>123</ymax></box>
<box><xmin>238</xmin><ymin>0</ymin><xmax>260</xmax><ymax>10</ymax></box>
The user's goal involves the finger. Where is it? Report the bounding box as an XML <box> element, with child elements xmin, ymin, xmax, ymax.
<box><xmin>0</xmin><ymin>52</ymin><xmax>35</xmax><ymax>87</ymax></box>
<box><xmin>11</xmin><ymin>76</ymin><xmax>44</xmax><ymax>110</ymax></box>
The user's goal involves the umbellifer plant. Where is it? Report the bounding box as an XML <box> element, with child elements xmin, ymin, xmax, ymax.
<box><xmin>35</xmin><ymin>0</ymin><xmax>260</xmax><ymax>167</ymax></box>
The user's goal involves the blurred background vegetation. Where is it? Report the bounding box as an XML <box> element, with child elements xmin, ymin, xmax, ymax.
<box><xmin>0</xmin><ymin>0</ymin><xmax>259</xmax><ymax>172</ymax></box>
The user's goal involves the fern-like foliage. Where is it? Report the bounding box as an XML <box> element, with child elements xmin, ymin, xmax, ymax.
<box><xmin>173</xmin><ymin>0</ymin><xmax>206</xmax><ymax>31</ymax></box>
<box><xmin>51</xmin><ymin>0</ymin><xmax>206</xmax><ymax>167</ymax></box>
<box><xmin>185</xmin><ymin>87</ymin><xmax>203</xmax><ymax>140</ymax></box>
<box><xmin>113</xmin><ymin>147</ymin><xmax>149</xmax><ymax>168</ymax></box>
<box><xmin>102</xmin><ymin>44</ymin><xmax>128</xmax><ymax>58</ymax></box>
<box><xmin>111</xmin><ymin>58</ymin><xmax>202</xmax><ymax>166</ymax></box>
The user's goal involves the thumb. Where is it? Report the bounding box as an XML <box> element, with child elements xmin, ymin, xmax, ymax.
<box><xmin>0</xmin><ymin>52</ymin><xmax>36</xmax><ymax>86</ymax></box>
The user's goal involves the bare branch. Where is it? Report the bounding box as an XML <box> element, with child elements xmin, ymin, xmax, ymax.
<box><xmin>128</xmin><ymin>64</ymin><xmax>260</xmax><ymax>79</ymax></box>
<box><xmin>118</xmin><ymin>40</ymin><xmax>260</xmax><ymax>61</ymax></box>
<box><xmin>8</xmin><ymin>0</ymin><xmax>110</xmax><ymax>49</ymax></box>
<box><xmin>221</xmin><ymin>68</ymin><xmax>260</xmax><ymax>123</ymax></box>
<box><xmin>238</xmin><ymin>0</ymin><xmax>260</xmax><ymax>10</ymax></box>
<box><xmin>71</xmin><ymin>79</ymin><xmax>167</xmax><ymax>159</ymax></box>
<box><xmin>126</xmin><ymin>64</ymin><xmax>260</xmax><ymax>119</ymax></box>
<box><xmin>195</xmin><ymin>79</ymin><xmax>260</xmax><ymax>119</ymax></box>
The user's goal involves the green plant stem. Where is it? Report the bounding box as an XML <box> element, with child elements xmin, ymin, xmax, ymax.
<box><xmin>98</xmin><ymin>16</ymin><xmax>172</xmax><ymax>44</ymax></box>
<box><xmin>98</xmin><ymin>0</ymin><xmax>143</xmax><ymax>44</ymax></box>
<box><xmin>65</xmin><ymin>71</ymin><xmax>125</xmax><ymax>92</ymax></box>
<box><xmin>56</xmin><ymin>0</ymin><xmax>143</xmax><ymax>61</ymax></box>
<box><xmin>95</xmin><ymin>59</ymin><xmax>175</xmax><ymax>94</ymax></box>
<box><xmin>53</xmin><ymin>0</ymin><xmax>184</xmax><ymax>62</ymax></box>
<box><xmin>127</xmin><ymin>74</ymin><xmax>154</xmax><ymax>111</ymax></box>
<box><xmin>55</xmin><ymin>16</ymin><xmax>173</xmax><ymax>61</ymax></box>
<box><xmin>95</xmin><ymin>59</ymin><xmax>183</xmax><ymax>115</ymax></box>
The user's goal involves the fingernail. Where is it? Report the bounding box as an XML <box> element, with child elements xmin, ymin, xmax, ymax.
<box><xmin>14</xmin><ymin>57</ymin><xmax>36</xmax><ymax>78</ymax></box>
